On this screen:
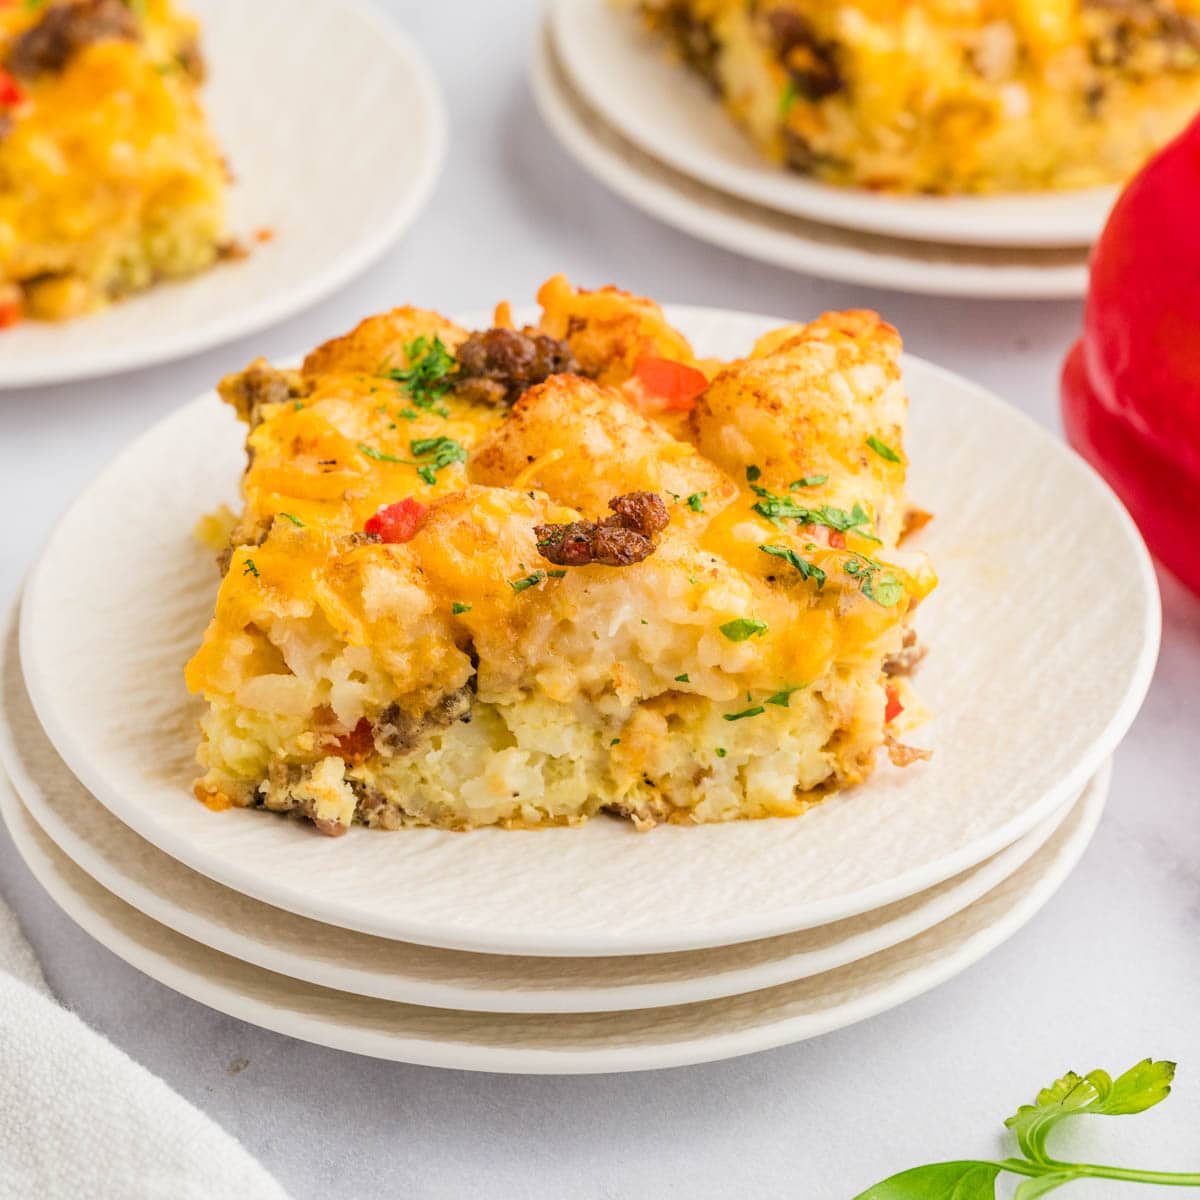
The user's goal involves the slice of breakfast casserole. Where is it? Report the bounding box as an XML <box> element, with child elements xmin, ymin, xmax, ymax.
<box><xmin>185</xmin><ymin>276</ymin><xmax>936</xmax><ymax>834</ymax></box>
<box><xmin>0</xmin><ymin>0</ymin><xmax>227</xmax><ymax>324</ymax></box>
<box><xmin>633</xmin><ymin>0</ymin><xmax>1200</xmax><ymax>193</ymax></box>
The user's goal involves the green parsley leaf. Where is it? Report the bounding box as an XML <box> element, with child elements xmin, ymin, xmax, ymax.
<box><xmin>386</xmin><ymin>336</ymin><xmax>456</xmax><ymax>409</ymax></box>
<box><xmin>686</xmin><ymin>491</ymin><xmax>707</xmax><ymax>513</ymax></box>
<box><xmin>719</xmin><ymin>618</ymin><xmax>768</xmax><ymax>642</ymax></box>
<box><xmin>674</xmin><ymin>673</ymin><xmax>690</xmax><ymax>683</ymax></box>
<box><xmin>766</xmin><ymin>685</ymin><xmax>803</xmax><ymax>707</ymax></box>
<box><xmin>1006</xmin><ymin>1061</ymin><xmax>1176</xmax><ymax>1165</ymax></box>
<box><xmin>277</xmin><ymin>512</ymin><xmax>304</xmax><ymax>527</ymax></box>
<box><xmin>723</xmin><ymin>705</ymin><xmax>766</xmax><ymax>722</ymax></box>
<box><xmin>759</xmin><ymin>544</ymin><xmax>826</xmax><ymax>589</ymax></box>
<box><xmin>509</xmin><ymin>571</ymin><xmax>546</xmax><ymax>593</ymax></box>
<box><xmin>844</xmin><ymin>553</ymin><xmax>904</xmax><ymax>607</ymax></box>
<box><xmin>241</xmin><ymin>558</ymin><xmax>259</xmax><ymax>578</ymax></box>
<box><xmin>867</xmin><ymin>435</ymin><xmax>902</xmax><ymax>463</ymax></box>
<box><xmin>751</xmin><ymin>486</ymin><xmax>877</xmax><ymax>540</ymax></box>
<box><xmin>789</xmin><ymin>474</ymin><xmax>828</xmax><ymax>489</ymax></box>
<box><xmin>745</xmin><ymin>464</ymin><xmax>761</xmax><ymax>482</ymax></box>
<box><xmin>779</xmin><ymin>78</ymin><xmax>797</xmax><ymax>117</ymax></box>
<box><xmin>610</xmin><ymin>737</ymin><xmax>621</xmax><ymax>746</ymax></box>
<box><xmin>398</xmin><ymin>408</ymin><xmax>419</xmax><ymax>421</ymax></box>
<box><xmin>854</xmin><ymin>1162</ymin><xmax>1002</xmax><ymax>1200</ymax></box>
<box><xmin>715</xmin><ymin>747</ymin><xmax>727</xmax><ymax>758</ymax></box>
<box><xmin>451</xmin><ymin>602</ymin><xmax>472</xmax><ymax>614</ymax></box>
<box><xmin>854</xmin><ymin>1059</ymin><xmax>1197</xmax><ymax>1200</ymax></box>
<box><xmin>358</xmin><ymin>443</ymin><xmax>405</xmax><ymax>464</ymax></box>
<box><xmin>292</xmin><ymin>400</ymin><xmax>305</xmax><ymax>411</ymax></box>
<box><xmin>410</xmin><ymin>436</ymin><xmax>468</xmax><ymax>470</ymax></box>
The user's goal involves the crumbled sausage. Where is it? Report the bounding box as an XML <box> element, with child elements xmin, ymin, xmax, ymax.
<box><xmin>607</xmin><ymin>491</ymin><xmax>670</xmax><ymax>537</ymax></box>
<box><xmin>767</xmin><ymin>8</ymin><xmax>844</xmax><ymax>101</ymax></box>
<box><xmin>374</xmin><ymin>687</ymin><xmax>473</xmax><ymax>756</ymax></box>
<box><xmin>218</xmin><ymin>359</ymin><xmax>309</xmax><ymax>428</ymax></box>
<box><xmin>7</xmin><ymin>0</ymin><xmax>138</xmax><ymax>78</ymax></box>
<box><xmin>884</xmin><ymin>627</ymin><xmax>927</xmax><ymax>677</ymax></box>
<box><xmin>451</xmin><ymin>327</ymin><xmax>578</xmax><ymax>407</ymax></box>
<box><xmin>535</xmin><ymin>492</ymin><xmax>669</xmax><ymax>568</ymax></box>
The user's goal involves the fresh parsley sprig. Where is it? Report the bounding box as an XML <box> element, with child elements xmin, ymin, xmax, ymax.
<box><xmin>855</xmin><ymin>1060</ymin><xmax>1200</xmax><ymax>1199</ymax></box>
<box><xmin>844</xmin><ymin>553</ymin><xmax>904</xmax><ymax>607</ymax></box>
<box><xmin>759</xmin><ymin>543</ymin><xmax>826</xmax><ymax>589</ymax></box>
<box><xmin>385</xmin><ymin>336</ymin><xmax>456</xmax><ymax>410</ymax></box>
<box><xmin>358</xmin><ymin>436</ymin><xmax>466</xmax><ymax>485</ymax></box>
<box><xmin>750</xmin><ymin>484</ymin><xmax>879</xmax><ymax>542</ymax></box>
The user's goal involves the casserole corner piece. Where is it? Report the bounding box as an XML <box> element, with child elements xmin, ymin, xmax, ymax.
<box><xmin>184</xmin><ymin>276</ymin><xmax>937</xmax><ymax>835</ymax></box>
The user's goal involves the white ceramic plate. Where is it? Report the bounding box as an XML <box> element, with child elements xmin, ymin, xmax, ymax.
<box><xmin>18</xmin><ymin>304</ymin><xmax>1158</xmax><ymax>956</ymax></box>
<box><xmin>550</xmin><ymin>0</ymin><xmax>1115</xmax><ymax>248</ymax></box>
<box><xmin>0</xmin><ymin>762</ymin><xmax>1107</xmax><ymax>1073</ymax></box>
<box><xmin>531</xmin><ymin>30</ymin><xmax>1091</xmax><ymax>299</ymax></box>
<box><xmin>0</xmin><ymin>0</ymin><xmax>446</xmax><ymax>389</ymax></box>
<box><xmin>0</xmin><ymin>606</ymin><xmax>1081</xmax><ymax>1011</ymax></box>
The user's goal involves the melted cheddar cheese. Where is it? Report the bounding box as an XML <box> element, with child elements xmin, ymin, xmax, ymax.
<box><xmin>185</xmin><ymin>277</ymin><xmax>936</xmax><ymax>834</ymax></box>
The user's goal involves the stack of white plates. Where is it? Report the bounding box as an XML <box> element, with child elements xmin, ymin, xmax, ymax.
<box><xmin>1</xmin><ymin>306</ymin><xmax>1158</xmax><ymax>1074</ymax></box>
<box><xmin>533</xmin><ymin>0</ymin><xmax>1114</xmax><ymax>299</ymax></box>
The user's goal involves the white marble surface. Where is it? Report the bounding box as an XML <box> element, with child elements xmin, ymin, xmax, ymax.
<box><xmin>1</xmin><ymin>2</ymin><xmax>1198</xmax><ymax>1196</ymax></box>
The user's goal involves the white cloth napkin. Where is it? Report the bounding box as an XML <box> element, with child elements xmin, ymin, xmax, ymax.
<box><xmin>0</xmin><ymin>899</ymin><xmax>290</xmax><ymax>1200</ymax></box>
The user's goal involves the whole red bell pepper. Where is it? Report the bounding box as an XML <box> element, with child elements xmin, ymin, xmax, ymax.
<box><xmin>1061</xmin><ymin>114</ymin><xmax>1200</xmax><ymax>596</ymax></box>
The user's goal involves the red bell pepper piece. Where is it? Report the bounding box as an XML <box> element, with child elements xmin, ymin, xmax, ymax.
<box><xmin>363</xmin><ymin>498</ymin><xmax>426</xmax><ymax>544</ymax></box>
<box><xmin>633</xmin><ymin>355</ymin><xmax>708</xmax><ymax>412</ymax></box>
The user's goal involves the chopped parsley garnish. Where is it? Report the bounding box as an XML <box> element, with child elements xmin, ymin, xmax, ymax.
<box><xmin>751</xmin><ymin>485</ymin><xmax>878</xmax><ymax>541</ymax></box>
<box><xmin>509</xmin><ymin>571</ymin><xmax>547</xmax><ymax>593</ymax></box>
<box><xmin>277</xmin><ymin>512</ymin><xmax>304</xmax><ymax>527</ymax></box>
<box><xmin>686</xmin><ymin>491</ymin><xmax>708</xmax><ymax>513</ymax></box>
<box><xmin>409</xmin><ymin>436</ymin><xmax>467</xmax><ymax>485</ymax></box>
<box><xmin>720</xmin><ymin>618</ymin><xmax>768</xmax><ymax>642</ymax></box>
<box><xmin>610</xmin><ymin>738</ymin><xmax>621</xmax><ymax>746</ymax></box>
<box><xmin>398</xmin><ymin>408</ymin><xmax>419</xmax><ymax>421</ymax></box>
<box><xmin>358</xmin><ymin>443</ymin><xmax>405</xmax><ymax>464</ymax></box>
<box><xmin>674</xmin><ymin>673</ymin><xmax>690</xmax><ymax>683</ymax></box>
<box><xmin>746</xmin><ymin>464</ymin><xmax>761</xmax><ymax>483</ymax></box>
<box><xmin>241</xmin><ymin>558</ymin><xmax>259</xmax><ymax>578</ymax></box>
<box><xmin>724</xmin><ymin>705</ymin><xmax>766</xmax><ymax>722</ymax></box>
<box><xmin>789</xmin><ymin>474</ymin><xmax>827</xmax><ymax>489</ymax></box>
<box><xmin>385</xmin><ymin>336</ymin><xmax>456</xmax><ymax>409</ymax></box>
<box><xmin>866</xmin><ymin>435</ymin><xmax>902</xmax><ymax>463</ymax></box>
<box><xmin>759</xmin><ymin>544</ymin><xmax>826</xmax><ymax>589</ymax></box>
<box><xmin>766</xmin><ymin>686</ymin><xmax>803</xmax><ymax>707</ymax></box>
<box><xmin>845</xmin><ymin>554</ymin><xmax>905</xmax><ymax>607</ymax></box>
<box><xmin>451</xmin><ymin>601</ymin><xmax>472</xmax><ymax>614</ymax></box>
<box><xmin>715</xmin><ymin>747</ymin><xmax>727</xmax><ymax>758</ymax></box>
<box><xmin>292</xmin><ymin>400</ymin><xmax>305</xmax><ymax>411</ymax></box>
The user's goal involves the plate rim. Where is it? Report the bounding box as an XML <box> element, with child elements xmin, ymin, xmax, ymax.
<box><xmin>0</xmin><ymin>615</ymin><xmax>1083</xmax><ymax>1011</ymax></box>
<box><xmin>548</xmin><ymin>0</ymin><xmax>1116</xmax><ymax>249</ymax></box>
<box><xmin>0</xmin><ymin>0</ymin><xmax>448</xmax><ymax>390</ymax></box>
<box><xmin>15</xmin><ymin>302</ymin><xmax>1160</xmax><ymax>956</ymax></box>
<box><xmin>530</xmin><ymin>27</ymin><xmax>1090</xmax><ymax>300</ymax></box>
<box><xmin>0</xmin><ymin>763</ymin><xmax>1108</xmax><ymax>1072</ymax></box>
